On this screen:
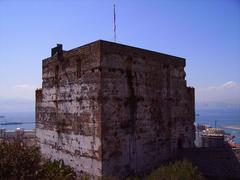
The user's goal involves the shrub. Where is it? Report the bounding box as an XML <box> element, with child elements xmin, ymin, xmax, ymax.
<box><xmin>37</xmin><ymin>159</ymin><xmax>76</xmax><ymax>180</ymax></box>
<box><xmin>0</xmin><ymin>140</ymin><xmax>76</xmax><ymax>180</ymax></box>
<box><xmin>145</xmin><ymin>159</ymin><xmax>204</xmax><ymax>180</ymax></box>
<box><xmin>0</xmin><ymin>141</ymin><xmax>41</xmax><ymax>179</ymax></box>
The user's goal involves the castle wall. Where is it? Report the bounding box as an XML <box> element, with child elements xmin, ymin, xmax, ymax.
<box><xmin>36</xmin><ymin>42</ymin><xmax>103</xmax><ymax>177</ymax></box>
<box><xmin>36</xmin><ymin>40</ymin><xmax>195</xmax><ymax>179</ymax></box>
<box><xmin>99</xmin><ymin>42</ymin><xmax>195</xmax><ymax>177</ymax></box>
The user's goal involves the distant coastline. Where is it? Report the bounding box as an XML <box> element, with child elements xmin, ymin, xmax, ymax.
<box><xmin>222</xmin><ymin>125</ymin><xmax>240</xmax><ymax>131</ymax></box>
<box><xmin>1</xmin><ymin>122</ymin><xmax>23</xmax><ymax>125</ymax></box>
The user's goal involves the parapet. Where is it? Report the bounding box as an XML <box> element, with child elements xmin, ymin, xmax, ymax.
<box><xmin>35</xmin><ymin>89</ymin><xmax>42</xmax><ymax>103</ymax></box>
<box><xmin>51</xmin><ymin>44</ymin><xmax>63</xmax><ymax>56</ymax></box>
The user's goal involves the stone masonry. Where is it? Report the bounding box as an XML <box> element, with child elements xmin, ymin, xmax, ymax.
<box><xmin>36</xmin><ymin>40</ymin><xmax>195</xmax><ymax>178</ymax></box>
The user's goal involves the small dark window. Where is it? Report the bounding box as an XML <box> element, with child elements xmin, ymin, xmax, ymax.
<box><xmin>177</xmin><ymin>138</ymin><xmax>183</xmax><ymax>149</ymax></box>
<box><xmin>163</xmin><ymin>64</ymin><xmax>169</xmax><ymax>69</ymax></box>
<box><xmin>55</xmin><ymin>65</ymin><xmax>59</xmax><ymax>76</ymax></box>
<box><xmin>77</xmin><ymin>58</ymin><xmax>82</xmax><ymax>77</ymax></box>
<box><xmin>167</xmin><ymin>121</ymin><xmax>171</xmax><ymax>128</ymax></box>
<box><xmin>126</xmin><ymin>56</ymin><xmax>133</xmax><ymax>65</ymax></box>
<box><xmin>55</xmin><ymin>65</ymin><xmax>59</xmax><ymax>83</ymax></box>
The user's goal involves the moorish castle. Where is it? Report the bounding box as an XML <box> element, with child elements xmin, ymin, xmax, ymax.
<box><xmin>36</xmin><ymin>40</ymin><xmax>195</xmax><ymax>178</ymax></box>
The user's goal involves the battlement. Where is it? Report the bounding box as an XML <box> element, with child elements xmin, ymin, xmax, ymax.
<box><xmin>35</xmin><ymin>89</ymin><xmax>42</xmax><ymax>100</ymax></box>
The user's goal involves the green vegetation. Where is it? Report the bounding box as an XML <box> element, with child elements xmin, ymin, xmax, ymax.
<box><xmin>101</xmin><ymin>160</ymin><xmax>203</xmax><ymax>180</ymax></box>
<box><xmin>0</xmin><ymin>141</ymin><xmax>76</xmax><ymax>180</ymax></box>
<box><xmin>145</xmin><ymin>159</ymin><xmax>204</xmax><ymax>180</ymax></box>
<box><xmin>37</xmin><ymin>159</ymin><xmax>76</xmax><ymax>180</ymax></box>
<box><xmin>0</xmin><ymin>141</ymin><xmax>203</xmax><ymax>180</ymax></box>
<box><xmin>0</xmin><ymin>140</ymin><xmax>41</xmax><ymax>179</ymax></box>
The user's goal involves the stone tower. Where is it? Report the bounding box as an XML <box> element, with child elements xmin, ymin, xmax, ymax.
<box><xmin>36</xmin><ymin>40</ymin><xmax>195</xmax><ymax>178</ymax></box>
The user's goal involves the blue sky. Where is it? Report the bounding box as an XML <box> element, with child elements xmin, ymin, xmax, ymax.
<box><xmin>0</xmin><ymin>0</ymin><xmax>240</xmax><ymax>111</ymax></box>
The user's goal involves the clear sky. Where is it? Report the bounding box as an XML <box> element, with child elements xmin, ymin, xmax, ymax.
<box><xmin>0</xmin><ymin>0</ymin><xmax>240</xmax><ymax>111</ymax></box>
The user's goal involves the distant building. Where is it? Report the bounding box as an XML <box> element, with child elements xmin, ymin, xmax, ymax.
<box><xmin>195</xmin><ymin>126</ymin><xmax>225</xmax><ymax>147</ymax></box>
<box><xmin>36</xmin><ymin>40</ymin><xmax>195</xmax><ymax>178</ymax></box>
<box><xmin>0</xmin><ymin>128</ymin><xmax>36</xmax><ymax>145</ymax></box>
<box><xmin>202</xmin><ymin>135</ymin><xmax>224</xmax><ymax>147</ymax></box>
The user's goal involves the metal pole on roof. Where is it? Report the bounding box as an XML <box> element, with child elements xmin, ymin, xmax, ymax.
<box><xmin>114</xmin><ymin>4</ymin><xmax>117</xmax><ymax>42</ymax></box>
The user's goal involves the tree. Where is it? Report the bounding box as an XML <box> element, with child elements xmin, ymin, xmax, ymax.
<box><xmin>0</xmin><ymin>141</ymin><xmax>41</xmax><ymax>179</ymax></box>
<box><xmin>0</xmin><ymin>141</ymin><xmax>76</xmax><ymax>180</ymax></box>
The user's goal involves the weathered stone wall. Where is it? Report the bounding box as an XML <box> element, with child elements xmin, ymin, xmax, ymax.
<box><xmin>99</xmin><ymin>41</ymin><xmax>195</xmax><ymax>177</ymax></box>
<box><xmin>36</xmin><ymin>41</ymin><xmax>102</xmax><ymax>177</ymax></box>
<box><xmin>36</xmin><ymin>40</ymin><xmax>195</xmax><ymax>179</ymax></box>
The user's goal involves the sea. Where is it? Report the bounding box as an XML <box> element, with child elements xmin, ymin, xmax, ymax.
<box><xmin>0</xmin><ymin>109</ymin><xmax>240</xmax><ymax>143</ymax></box>
<box><xmin>0</xmin><ymin>112</ymin><xmax>35</xmax><ymax>130</ymax></box>
<box><xmin>196</xmin><ymin>108</ymin><xmax>240</xmax><ymax>144</ymax></box>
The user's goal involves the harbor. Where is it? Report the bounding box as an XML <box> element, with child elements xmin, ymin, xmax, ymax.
<box><xmin>0</xmin><ymin>128</ymin><xmax>36</xmax><ymax>145</ymax></box>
